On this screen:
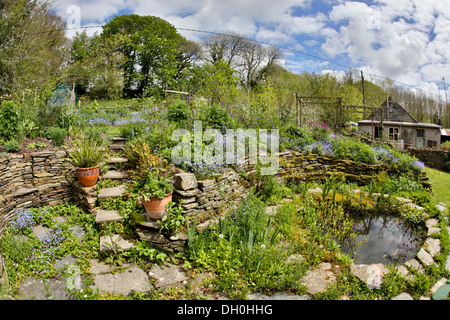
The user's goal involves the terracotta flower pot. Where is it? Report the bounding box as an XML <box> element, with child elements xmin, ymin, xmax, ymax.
<box><xmin>76</xmin><ymin>165</ymin><xmax>100</xmax><ymax>187</ymax></box>
<box><xmin>143</xmin><ymin>192</ymin><xmax>173</xmax><ymax>221</ymax></box>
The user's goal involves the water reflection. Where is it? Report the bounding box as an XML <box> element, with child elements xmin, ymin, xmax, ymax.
<box><xmin>344</xmin><ymin>213</ymin><xmax>424</xmax><ymax>265</ymax></box>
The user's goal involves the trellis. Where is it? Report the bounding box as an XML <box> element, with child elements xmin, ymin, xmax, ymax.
<box><xmin>294</xmin><ymin>94</ymin><xmax>385</xmax><ymax>137</ymax></box>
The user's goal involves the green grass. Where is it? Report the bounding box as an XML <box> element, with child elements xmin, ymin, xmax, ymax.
<box><xmin>424</xmin><ymin>167</ymin><xmax>450</xmax><ymax>211</ymax></box>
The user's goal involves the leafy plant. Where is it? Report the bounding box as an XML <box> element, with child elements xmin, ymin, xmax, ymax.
<box><xmin>0</xmin><ymin>101</ymin><xmax>19</xmax><ymax>140</ymax></box>
<box><xmin>167</xmin><ymin>99</ymin><xmax>190</xmax><ymax>122</ymax></box>
<box><xmin>158</xmin><ymin>201</ymin><xmax>186</xmax><ymax>235</ymax></box>
<box><xmin>3</xmin><ymin>139</ymin><xmax>20</xmax><ymax>152</ymax></box>
<box><xmin>123</xmin><ymin>139</ymin><xmax>167</xmax><ymax>174</ymax></box>
<box><xmin>36</xmin><ymin>142</ymin><xmax>46</xmax><ymax>149</ymax></box>
<box><xmin>133</xmin><ymin>170</ymin><xmax>174</xmax><ymax>200</ymax></box>
<box><xmin>27</xmin><ymin>143</ymin><xmax>36</xmax><ymax>150</ymax></box>
<box><xmin>69</xmin><ymin>139</ymin><xmax>105</xmax><ymax>168</ymax></box>
<box><xmin>46</xmin><ymin>127</ymin><xmax>68</xmax><ymax>147</ymax></box>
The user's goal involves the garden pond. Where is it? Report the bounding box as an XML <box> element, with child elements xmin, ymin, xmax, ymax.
<box><xmin>344</xmin><ymin>213</ymin><xmax>426</xmax><ymax>265</ymax></box>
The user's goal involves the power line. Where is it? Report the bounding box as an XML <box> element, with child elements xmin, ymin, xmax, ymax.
<box><xmin>25</xmin><ymin>24</ymin><xmax>443</xmax><ymax>100</ymax></box>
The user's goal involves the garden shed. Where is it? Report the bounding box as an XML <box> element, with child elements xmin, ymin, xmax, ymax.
<box><xmin>47</xmin><ymin>82</ymin><xmax>77</xmax><ymax>108</ymax></box>
<box><xmin>358</xmin><ymin>97</ymin><xmax>442</xmax><ymax>149</ymax></box>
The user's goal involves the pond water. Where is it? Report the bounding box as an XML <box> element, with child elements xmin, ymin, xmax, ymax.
<box><xmin>343</xmin><ymin>213</ymin><xmax>425</xmax><ymax>265</ymax></box>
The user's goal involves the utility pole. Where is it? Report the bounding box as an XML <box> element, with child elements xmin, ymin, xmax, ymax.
<box><xmin>361</xmin><ymin>70</ymin><xmax>366</xmax><ymax>118</ymax></box>
<box><xmin>444</xmin><ymin>77</ymin><xmax>448</xmax><ymax>127</ymax></box>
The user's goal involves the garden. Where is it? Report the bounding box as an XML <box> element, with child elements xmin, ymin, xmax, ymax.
<box><xmin>0</xmin><ymin>95</ymin><xmax>449</xmax><ymax>301</ymax></box>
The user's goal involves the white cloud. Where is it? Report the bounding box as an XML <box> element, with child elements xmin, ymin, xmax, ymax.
<box><xmin>51</xmin><ymin>0</ymin><xmax>450</xmax><ymax>98</ymax></box>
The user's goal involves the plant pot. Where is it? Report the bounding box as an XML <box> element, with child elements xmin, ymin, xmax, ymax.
<box><xmin>76</xmin><ymin>165</ymin><xmax>100</xmax><ymax>187</ymax></box>
<box><xmin>143</xmin><ymin>192</ymin><xmax>173</xmax><ymax>221</ymax></box>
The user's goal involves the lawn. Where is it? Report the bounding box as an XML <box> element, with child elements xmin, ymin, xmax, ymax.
<box><xmin>424</xmin><ymin>167</ymin><xmax>450</xmax><ymax>211</ymax></box>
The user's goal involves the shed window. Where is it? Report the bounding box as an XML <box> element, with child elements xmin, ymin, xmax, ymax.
<box><xmin>389</xmin><ymin>127</ymin><xmax>399</xmax><ymax>140</ymax></box>
<box><xmin>427</xmin><ymin>140</ymin><xmax>437</xmax><ymax>148</ymax></box>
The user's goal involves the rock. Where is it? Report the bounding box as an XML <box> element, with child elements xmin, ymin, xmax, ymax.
<box><xmin>149</xmin><ymin>264</ymin><xmax>188</xmax><ymax>289</ymax></box>
<box><xmin>430</xmin><ymin>278</ymin><xmax>449</xmax><ymax>297</ymax></box>
<box><xmin>99</xmin><ymin>234</ymin><xmax>134</xmax><ymax>252</ymax></box>
<box><xmin>32</xmin><ymin>225</ymin><xmax>50</xmax><ymax>239</ymax></box>
<box><xmin>247</xmin><ymin>293</ymin><xmax>311</xmax><ymax>300</ymax></box>
<box><xmin>395</xmin><ymin>265</ymin><xmax>415</xmax><ymax>281</ymax></box>
<box><xmin>405</xmin><ymin>259</ymin><xmax>425</xmax><ymax>274</ymax></box>
<box><xmin>15</xmin><ymin>187</ymin><xmax>38</xmax><ymax>197</ymax></box>
<box><xmin>70</xmin><ymin>226</ymin><xmax>86</xmax><ymax>240</ymax></box>
<box><xmin>349</xmin><ymin>264</ymin><xmax>388</xmax><ymax>290</ymax></box>
<box><xmin>98</xmin><ymin>185</ymin><xmax>126</xmax><ymax>199</ymax></box>
<box><xmin>19</xmin><ymin>277</ymin><xmax>73</xmax><ymax>300</ymax></box>
<box><xmin>95</xmin><ymin>209</ymin><xmax>123</xmax><ymax>224</ymax></box>
<box><xmin>198</xmin><ymin>180</ymin><xmax>215</xmax><ymax>188</ymax></box>
<box><xmin>428</xmin><ymin>227</ymin><xmax>441</xmax><ymax>236</ymax></box>
<box><xmin>446</xmin><ymin>254</ymin><xmax>450</xmax><ymax>272</ymax></box>
<box><xmin>436</xmin><ymin>204</ymin><xmax>447</xmax><ymax>213</ymax></box>
<box><xmin>392</xmin><ymin>293</ymin><xmax>414</xmax><ymax>300</ymax></box>
<box><xmin>417</xmin><ymin>248</ymin><xmax>436</xmax><ymax>267</ymax></box>
<box><xmin>55</xmin><ymin>151</ymin><xmax>67</xmax><ymax>158</ymax></box>
<box><xmin>101</xmin><ymin>170</ymin><xmax>129</xmax><ymax>180</ymax></box>
<box><xmin>301</xmin><ymin>263</ymin><xmax>337</xmax><ymax>295</ymax></box>
<box><xmin>169</xmin><ymin>233</ymin><xmax>189</xmax><ymax>241</ymax></box>
<box><xmin>174</xmin><ymin>173</ymin><xmax>197</xmax><ymax>191</ymax></box>
<box><xmin>91</xmin><ymin>265</ymin><xmax>152</xmax><ymax>295</ymax></box>
<box><xmin>107</xmin><ymin>157</ymin><xmax>128</xmax><ymax>165</ymax></box>
<box><xmin>53</xmin><ymin>254</ymin><xmax>77</xmax><ymax>271</ymax></box>
<box><xmin>426</xmin><ymin>218</ymin><xmax>439</xmax><ymax>228</ymax></box>
<box><xmin>423</xmin><ymin>238</ymin><xmax>440</xmax><ymax>257</ymax></box>
<box><xmin>136</xmin><ymin>229</ymin><xmax>169</xmax><ymax>244</ymax></box>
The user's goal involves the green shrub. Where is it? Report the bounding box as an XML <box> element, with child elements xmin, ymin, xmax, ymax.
<box><xmin>86</xmin><ymin>127</ymin><xmax>107</xmax><ymax>146</ymax></box>
<box><xmin>46</xmin><ymin>127</ymin><xmax>67</xmax><ymax>147</ymax></box>
<box><xmin>4</xmin><ymin>139</ymin><xmax>20</xmax><ymax>152</ymax></box>
<box><xmin>69</xmin><ymin>139</ymin><xmax>105</xmax><ymax>168</ymax></box>
<box><xmin>204</xmin><ymin>103</ymin><xmax>231</xmax><ymax>130</ymax></box>
<box><xmin>0</xmin><ymin>101</ymin><xmax>19</xmax><ymax>140</ymax></box>
<box><xmin>167</xmin><ymin>100</ymin><xmax>190</xmax><ymax>122</ymax></box>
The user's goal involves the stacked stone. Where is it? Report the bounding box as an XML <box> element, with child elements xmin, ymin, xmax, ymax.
<box><xmin>408</xmin><ymin>148</ymin><xmax>450</xmax><ymax>172</ymax></box>
<box><xmin>276</xmin><ymin>150</ymin><xmax>402</xmax><ymax>185</ymax></box>
<box><xmin>0</xmin><ymin>151</ymin><xmax>73</xmax><ymax>220</ymax></box>
<box><xmin>172</xmin><ymin>170</ymin><xmax>247</xmax><ymax>223</ymax></box>
<box><xmin>71</xmin><ymin>180</ymin><xmax>98</xmax><ymax>214</ymax></box>
<box><xmin>135</xmin><ymin>220</ymin><xmax>188</xmax><ymax>254</ymax></box>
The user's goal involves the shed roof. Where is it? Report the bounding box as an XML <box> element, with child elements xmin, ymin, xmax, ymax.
<box><xmin>358</xmin><ymin>120</ymin><xmax>441</xmax><ymax>129</ymax></box>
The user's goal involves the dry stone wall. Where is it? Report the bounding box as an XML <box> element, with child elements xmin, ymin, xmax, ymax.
<box><xmin>407</xmin><ymin>148</ymin><xmax>450</xmax><ymax>172</ymax></box>
<box><xmin>0</xmin><ymin>151</ymin><xmax>74</xmax><ymax>233</ymax></box>
<box><xmin>170</xmin><ymin>149</ymin><xmax>425</xmax><ymax>224</ymax></box>
<box><xmin>0</xmin><ymin>148</ymin><xmax>428</xmax><ymax>235</ymax></box>
<box><xmin>172</xmin><ymin>169</ymin><xmax>248</xmax><ymax>224</ymax></box>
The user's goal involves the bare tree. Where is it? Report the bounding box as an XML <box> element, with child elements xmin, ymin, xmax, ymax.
<box><xmin>237</xmin><ymin>39</ymin><xmax>283</xmax><ymax>91</ymax></box>
<box><xmin>201</xmin><ymin>32</ymin><xmax>246</xmax><ymax>67</ymax></box>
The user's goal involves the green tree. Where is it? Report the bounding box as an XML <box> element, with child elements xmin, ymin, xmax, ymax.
<box><xmin>0</xmin><ymin>0</ymin><xmax>68</xmax><ymax>95</ymax></box>
<box><xmin>65</xmin><ymin>31</ymin><xmax>127</xmax><ymax>100</ymax></box>
<box><xmin>102</xmin><ymin>14</ymin><xmax>181</xmax><ymax>97</ymax></box>
<box><xmin>189</xmin><ymin>60</ymin><xmax>238</xmax><ymax>104</ymax></box>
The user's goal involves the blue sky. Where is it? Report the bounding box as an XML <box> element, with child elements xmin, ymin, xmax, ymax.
<box><xmin>53</xmin><ymin>0</ymin><xmax>450</xmax><ymax>100</ymax></box>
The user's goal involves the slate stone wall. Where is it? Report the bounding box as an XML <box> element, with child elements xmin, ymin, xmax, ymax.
<box><xmin>0</xmin><ymin>151</ymin><xmax>74</xmax><ymax>234</ymax></box>
<box><xmin>407</xmin><ymin>148</ymin><xmax>450</xmax><ymax>172</ymax></box>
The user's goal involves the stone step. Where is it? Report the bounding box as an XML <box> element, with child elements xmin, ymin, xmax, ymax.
<box><xmin>98</xmin><ymin>185</ymin><xmax>127</xmax><ymax>200</ymax></box>
<box><xmin>95</xmin><ymin>209</ymin><xmax>123</xmax><ymax>224</ymax></box>
<box><xmin>99</xmin><ymin>234</ymin><xmax>134</xmax><ymax>252</ymax></box>
<box><xmin>111</xmin><ymin>136</ymin><xmax>128</xmax><ymax>142</ymax></box>
<box><xmin>107</xmin><ymin>157</ymin><xmax>128</xmax><ymax>165</ymax></box>
<box><xmin>101</xmin><ymin>170</ymin><xmax>129</xmax><ymax>180</ymax></box>
<box><xmin>109</xmin><ymin>143</ymin><xmax>125</xmax><ymax>151</ymax></box>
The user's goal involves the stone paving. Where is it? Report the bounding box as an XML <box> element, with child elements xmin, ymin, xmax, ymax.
<box><xmin>11</xmin><ymin>147</ymin><xmax>450</xmax><ymax>301</ymax></box>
